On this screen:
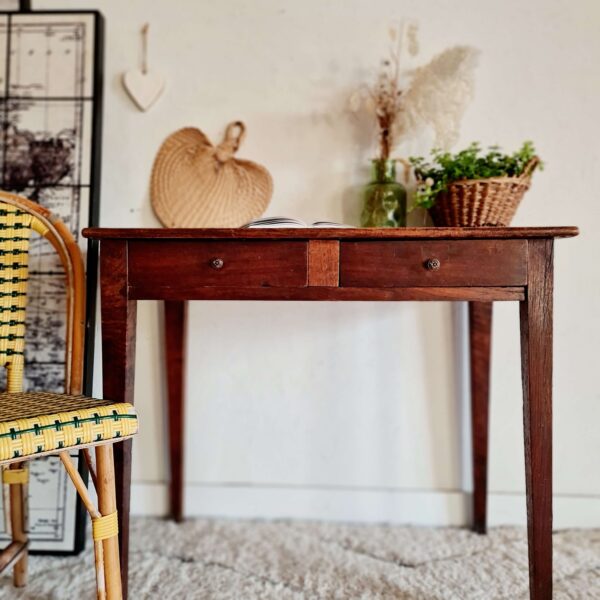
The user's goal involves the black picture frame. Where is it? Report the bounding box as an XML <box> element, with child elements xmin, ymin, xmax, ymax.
<box><xmin>0</xmin><ymin>7</ymin><xmax>105</xmax><ymax>556</ymax></box>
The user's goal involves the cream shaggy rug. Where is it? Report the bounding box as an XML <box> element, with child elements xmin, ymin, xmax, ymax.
<box><xmin>0</xmin><ymin>518</ymin><xmax>598</xmax><ymax>599</ymax></box>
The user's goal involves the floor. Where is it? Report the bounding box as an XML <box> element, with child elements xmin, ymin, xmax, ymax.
<box><xmin>0</xmin><ymin>518</ymin><xmax>598</xmax><ymax>599</ymax></box>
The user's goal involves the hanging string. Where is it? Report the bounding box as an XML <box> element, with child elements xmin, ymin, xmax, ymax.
<box><xmin>141</xmin><ymin>23</ymin><xmax>149</xmax><ymax>75</ymax></box>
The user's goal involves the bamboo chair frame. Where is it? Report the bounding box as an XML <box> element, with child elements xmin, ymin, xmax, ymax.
<box><xmin>0</xmin><ymin>191</ymin><xmax>125</xmax><ymax>600</ymax></box>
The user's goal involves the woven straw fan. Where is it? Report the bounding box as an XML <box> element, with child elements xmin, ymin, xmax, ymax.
<box><xmin>151</xmin><ymin>121</ymin><xmax>273</xmax><ymax>227</ymax></box>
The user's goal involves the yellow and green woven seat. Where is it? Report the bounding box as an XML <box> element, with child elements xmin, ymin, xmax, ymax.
<box><xmin>0</xmin><ymin>393</ymin><xmax>137</xmax><ymax>462</ymax></box>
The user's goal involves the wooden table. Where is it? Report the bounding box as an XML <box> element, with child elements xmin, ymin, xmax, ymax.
<box><xmin>83</xmin><ymin>226</ymin><xmax>578</xmax><ymax>600</ymax></box>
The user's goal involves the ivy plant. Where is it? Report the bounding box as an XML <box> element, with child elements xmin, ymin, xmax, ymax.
<box><xmin>409</xmin><ymin>141</ymin><xmax>542</xmax><ymax>210</ymax></box>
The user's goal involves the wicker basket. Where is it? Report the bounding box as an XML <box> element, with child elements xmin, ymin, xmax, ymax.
<box><xmin>428</xmin><ymin>157</ymin><xmax>539</xmax><ymax>227</ymax></box>
<box><xmin>151</xmin><ymin>121</ymin><xmax>273</xmax><ymax>228</ymax></box>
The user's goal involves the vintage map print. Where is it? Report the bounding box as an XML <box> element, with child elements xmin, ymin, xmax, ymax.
<box><xmin>0</xmin><ymin>11</ymin><xmax>102</xmax><ymax>553</ymax></box>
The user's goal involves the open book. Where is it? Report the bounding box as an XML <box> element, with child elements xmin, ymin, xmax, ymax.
<box><xmin>242</xmin><ymin>217</ymin><xmax>352</xmax><ymax>229</ymax></box>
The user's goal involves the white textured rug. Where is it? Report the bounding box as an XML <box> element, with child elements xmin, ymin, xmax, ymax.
<box><xmin>0</xmin><ymin>518</ymin><xmax>598</xmax><ymax>599</ymax></box>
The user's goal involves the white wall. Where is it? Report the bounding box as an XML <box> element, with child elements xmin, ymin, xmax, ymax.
<box><xmin>39</xmin><ymin>0</ymin><xmax>600</xmax><ymax>527</ymax></box>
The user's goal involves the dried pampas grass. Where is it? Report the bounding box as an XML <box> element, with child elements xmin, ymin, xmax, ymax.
<box><xmin>350</xmin><ymin>24</ymin><xmax>479</xmax><ymax>156</ymax></box>
<box><xmin>397</xmin><ymin>46</ymin><xmax>480</xmax><ymax>149</ymax></box>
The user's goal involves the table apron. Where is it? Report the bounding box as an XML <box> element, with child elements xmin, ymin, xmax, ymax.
<box><xmin>125</xmin><ymin>239</ymin><xmax>529</xmax><ymax>301</ymax></box>
<box><xmin>127</xmin><ymin>285</ymin><xmax>525</xmax><ymax>301</ymax></box>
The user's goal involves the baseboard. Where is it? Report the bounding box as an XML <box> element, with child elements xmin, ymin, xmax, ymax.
<box><xmin>130</xmin><ymin>482</ymin><xmax>600</xmax><ymax>528</ymax></box>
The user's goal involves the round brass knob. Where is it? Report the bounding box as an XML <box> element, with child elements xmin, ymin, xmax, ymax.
<box><xmin>210</xmin><ymin>257</ymin><xmax>224</xmax><ymax>270</ymax></box>
<box><xmin>425</xmin><ymin>258</ymin><xmax>441</xmax><ymax>271</ymax></box>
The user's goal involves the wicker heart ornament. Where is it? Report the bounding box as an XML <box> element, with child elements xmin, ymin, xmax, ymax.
<box><xmin>151</xmin><ymin>121</ymin><xmax>273</xmax><ymax>228</ymax></box>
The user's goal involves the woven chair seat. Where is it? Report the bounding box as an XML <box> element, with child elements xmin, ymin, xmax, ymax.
<box><xmin>0</xmin><ymin>392</ymin><xmax>138</xmax><ymax>462</ymax></box>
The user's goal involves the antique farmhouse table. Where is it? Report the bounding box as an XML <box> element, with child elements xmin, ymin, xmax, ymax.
<box><xmin>83</xmin><ymin>226</ymin><xmax>578</xmax><ymax>600</ymax></box>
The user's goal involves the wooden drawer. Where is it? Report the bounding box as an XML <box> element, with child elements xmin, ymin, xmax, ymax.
<box><xmin>128</xmin><ymin>240</ymin><xmax>308</xmax><ymax>288</ymax></box>
<box><xmin>340</xmin><ymin>240</ymin><xmax>527</xmax><ymax>287</ymax></box>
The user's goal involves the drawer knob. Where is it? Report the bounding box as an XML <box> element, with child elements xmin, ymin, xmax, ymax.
<box><xmin>210</xmin><ymin>257</ymin><xmax>224</xmax><ymax>270</ymax></box>
<box><xmin>425</xmin><ymin>257</ymin><xmax>441</xmax><ymax>271</ymax></box>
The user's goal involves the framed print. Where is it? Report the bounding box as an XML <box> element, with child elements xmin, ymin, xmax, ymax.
<box><xmin>0</xmin><ymin>8</ymin><xmax>103</xmax><ymax>554</ymax></box>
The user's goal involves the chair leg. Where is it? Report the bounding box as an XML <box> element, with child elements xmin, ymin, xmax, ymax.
<box><xmin>83</xmin><ymin>448</ymin><xmax>99</xmax><ymax>490</ymax></box>
<box><xmin>96</xmin><ymin>444</ymin><xmax>123</xmax><ymax>600</ymax></box>
<box><xmin>62</xmin><ymin>448</ymin><xmax>125</xmax><ymax>600</ymax></box>
<box><xmin>59</xmin><ymin>452</ymin><xmax>106</xmax><ymax>600</ymax></box>
<box><xmin>9</xmin><ymin>463</ymin><xmax>28</xmax><ymax>587</ymax></box>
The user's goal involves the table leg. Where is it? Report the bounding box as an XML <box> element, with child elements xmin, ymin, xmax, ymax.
<box><xmin>100</xmin><ymin>240</ymin><xmax>137</xmax><ymax>600</ymax></box>
<box><xmin>469</xmin><ymin>301</ymin><xmax>492</xmax><ymax>534</ymax></box>
<box><xmin>164</xmin><ymin>300</ymin><xmax>188</xmax><ymax>522</ymax></box>
<box><xmin>520</xmin><ymin>239</ymin><xmax>553</xmax><ymax>600</ymax></box>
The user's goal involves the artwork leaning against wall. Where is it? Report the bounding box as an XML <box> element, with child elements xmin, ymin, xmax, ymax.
<box><xmin>0</xmin><ymin>9</ymin><xmax>104</xmax><ymax>554</ymax></box>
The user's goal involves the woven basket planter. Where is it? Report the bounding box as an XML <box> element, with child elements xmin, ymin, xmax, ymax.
<box><xmin>428</xmin><ymin>158</ymin><xmax>539</xmax><ymax>227</ymax></box>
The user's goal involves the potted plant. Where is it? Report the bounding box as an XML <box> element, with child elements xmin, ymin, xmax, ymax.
<box><xmin>409</xmin><ymin>142</ymin><xmax>541</xmax><ymax>227</ymax></box>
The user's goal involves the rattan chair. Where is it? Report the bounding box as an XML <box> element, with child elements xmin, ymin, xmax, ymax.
<box><xmin>0</xmin><ymin>192</ymin><xmax>137</xmax><ymax>600</ymax></box>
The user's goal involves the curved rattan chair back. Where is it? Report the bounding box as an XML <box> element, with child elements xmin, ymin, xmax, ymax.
<box><xmin>0</xmin><ymin>191</ymin><xmax>85</xmax><ymax>395</ymax></box>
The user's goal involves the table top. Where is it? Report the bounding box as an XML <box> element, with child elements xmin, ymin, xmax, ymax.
<box><xmin>83</xmin><ymin>226</ymin><xmax>579</xmax><ymax>240</ymax></box>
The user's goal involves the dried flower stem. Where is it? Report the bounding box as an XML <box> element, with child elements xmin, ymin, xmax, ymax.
<box><xmin>368</xmin><ymin>24</ymin><xmax>407</xmax><ymax>159</ymax></box>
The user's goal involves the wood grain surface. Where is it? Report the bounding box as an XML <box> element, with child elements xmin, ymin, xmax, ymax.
<box><xmin>308</xmin><ymin>240</ymin><xmax>339</xmax><ymax>286</ymax></box>
<box><xmin>520</xmin><ymin>239</ymin><xmax>554</xmax><ymax>600</ymax></box>
<box><xmin>340</xmin><ymin>240</ymin><xmax>527</xmax><ymax>287</ymax></box>
<box><xmin>128</xmin><ymin>240</ymin><xmax>308</xmax><ymax>288</ymax></box>
<box><xmin>164</xmin><ymin>301</ymin><xmax>188</xmax><ymax>523</ymax></box>
<box><xmin>469</xmin><ymin>302</ymin><xmax>493</xmax><ymax>534</ymax></box>
<box><xmin>84</xmin><ymin>226</ymin><xmax>578</xmax><ymax>240</ymax></box>
<box><xmin>99</xmin><ymin>240</ymin><xmax>137</xmax><ymax>599</ymax></box>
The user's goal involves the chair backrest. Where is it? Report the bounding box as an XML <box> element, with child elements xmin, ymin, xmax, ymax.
<box><xmin>0</xmin><ymin>191</ymin><xmax>85</xmax><ymax>395</ymax></box>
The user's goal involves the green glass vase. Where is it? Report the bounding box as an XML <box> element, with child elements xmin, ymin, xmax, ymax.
<box><xmin>360</xmin><ymin>159</ymin><xmax>407</xmax><ymax>227</ymax></box>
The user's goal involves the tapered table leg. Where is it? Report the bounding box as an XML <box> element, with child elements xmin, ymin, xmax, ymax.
<box><xmin>520</xmin><ymin>239</ymin><xmax>554</xmax><ymax>600</ymax></box>
<box><xmin>164</xmin><ymin>300</ymin><xmax>188</xmax><ymax>522</ymax></box>
<box><xmin>469</xmin><ymin>301</ymin><xmax>492</xmax><ymax>534</ymax></box>
<box><xmin>100</xmin><ymin>240</ymin><xmax>137</xmax><ymax>600</ymax></box>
